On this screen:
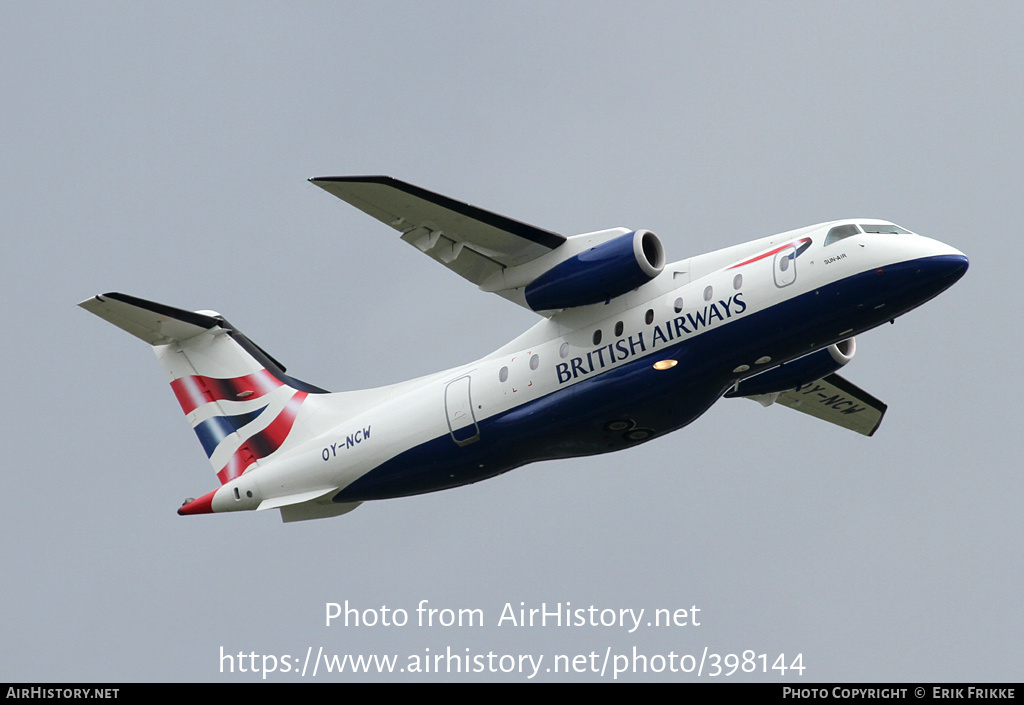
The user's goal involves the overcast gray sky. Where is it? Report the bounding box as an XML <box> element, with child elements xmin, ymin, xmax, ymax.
<box><xmin>2</xmin><ymin>1</ymin><xmax>1020</xmax><ymax>682</ymax></box>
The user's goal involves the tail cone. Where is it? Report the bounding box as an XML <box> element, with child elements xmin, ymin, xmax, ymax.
<box><xmin>178</xmin><ymin>489</ymin><xmax>216</xmax><ymax>516</ymax></box>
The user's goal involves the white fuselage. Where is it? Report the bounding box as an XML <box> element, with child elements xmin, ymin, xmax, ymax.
<box><xmin>210</xmin><ymin>220</ymin><xmax>967</xmax><ymax>514</ymax></box>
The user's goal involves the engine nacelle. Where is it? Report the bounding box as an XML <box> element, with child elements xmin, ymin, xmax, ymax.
<box><xmin>524</xmin><ymin>229</ymin><xmax>665</xmax><ymax>311</ymax></box>
<box><xmin>725</xmin><ymin>338</ymin><xmax>856</xmax><ymax>397</ymax></box>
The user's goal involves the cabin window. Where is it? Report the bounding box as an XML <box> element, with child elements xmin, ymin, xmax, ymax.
<box><xmin>645</xmin><ymin>309</ymin><xmax>654</xmax><ymax>325</ymax></box>
<box><xmin>614</xmin><ymin>321</ymin><xmax>624</xmax><ymax>337</ymax></box>
<box><xmin>499</xmin><ymin>366</ymin><xmax>508</xmax><ymax>382</ymax></box>
<box><xmin>593</xmin><ymin>329</ymin><xmax>602</xmax><ymax>345</ymax></box>
<box><xmin>559</xmin><ymin>342</ymin><xmax>569</xmax><ymax>358</ymax></box>
<box><xmin>733</xmin><ymin>273</ymin><xmax>742</xmax><ymax>290</ymax></box>
<box><xmin>673</xmin><ymin>297</ymin><xmax>683</xmax><ymax>313</ymax></box>
<box><xmin>530</xmin><ymin>354</ymin><xmax>539</xmax><ymax>370</ymax></box>
<box><xmin>704</xmin><ymin>286</ymin><xmax>713</xmax><ymax>301</ymax></box>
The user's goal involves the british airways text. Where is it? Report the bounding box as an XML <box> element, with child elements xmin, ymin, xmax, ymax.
<box><xmin>556</xmin><ymin>294</ymin><xmax>747</xmax><ymax>384</ymax></box>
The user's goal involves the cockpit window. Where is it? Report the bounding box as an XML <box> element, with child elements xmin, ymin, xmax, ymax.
<box><xmin>860</xmin><ymin>223</ymin><xmax>911</xmax><ymax>234</ymax></box>
<box><xmin>824</xmin><ymin>224</ymin><xmax>861</xmax><ymax>246</ymax></box>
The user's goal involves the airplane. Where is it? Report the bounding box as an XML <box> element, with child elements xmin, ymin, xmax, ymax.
<box><xmin>80</xmin><ymin>176</ymin><xmax>969</xmax><ymax>522</ymax></box>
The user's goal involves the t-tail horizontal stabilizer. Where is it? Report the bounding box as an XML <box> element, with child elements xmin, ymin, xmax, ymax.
<box><xmin>78</xmin><ymin>292</ymin><xmax>220</xmax><ymax>345</ymax></box>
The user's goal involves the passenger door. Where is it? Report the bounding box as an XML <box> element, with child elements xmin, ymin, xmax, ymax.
<box><xmin>444</xmin><ymin>375</ymin><xmax>480</xmax><ymax>446</ymax></box>
<box><xmin>774</xmin><ymin>245</ymin><xmax>797</xmax><ymax>287</ymax></box>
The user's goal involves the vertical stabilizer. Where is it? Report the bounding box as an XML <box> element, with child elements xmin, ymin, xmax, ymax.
<box><xmin>80</xmin><ymin>293</ymin><xmax>328</xmax><ymax>485</ymax></box>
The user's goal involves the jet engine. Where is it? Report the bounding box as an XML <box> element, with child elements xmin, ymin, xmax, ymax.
<box><xmin>725</xmin><ymin>338</ymin><xmax>856</xmax><ymax>397</ymax></box>
<box><xmin>524</xmin><ymin>229</ymin><xmax>665</xmax><ymax>311</ymax></box>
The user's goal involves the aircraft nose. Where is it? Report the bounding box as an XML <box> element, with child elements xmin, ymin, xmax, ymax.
<box><xmin>872</xmin><ymin>238</ymin><xmax>968</xmax><ymax>318</ymax></box>
<box><xmin>930</xmin><ymin>252</ymin><xmax>970</xmax><ymax>284</ymax></box>
<box><xmin>891</xmin><ymin>250</ymin><xmax>969</xmax><ymax>309</ymax></box>
<box><xmin>909</xmin><ymin>233</ymin><xmax>969</xmax><ymax>285</ymax></box>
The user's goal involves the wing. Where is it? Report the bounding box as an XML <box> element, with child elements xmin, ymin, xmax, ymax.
<box><xmin>310</xmin><ymin>176</ymin><xmax>566</xmax><ymax>290</ymax></box>
<box><xmin>747</xmin><ymin>373</ymin><xmax>888</xmax><ymax>436</ymax></box>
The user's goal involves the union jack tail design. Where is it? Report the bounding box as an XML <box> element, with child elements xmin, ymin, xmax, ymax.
<box><xmin>80</xmin><ymin>293</ymin><xmax>328</xmax><ymax>484</ymax></box>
